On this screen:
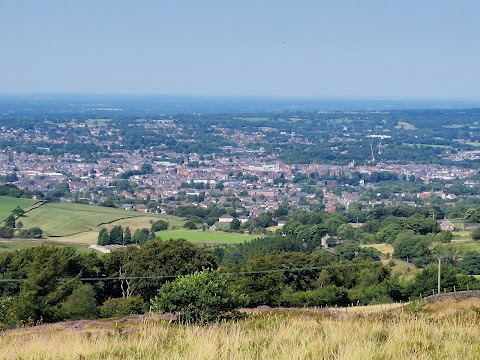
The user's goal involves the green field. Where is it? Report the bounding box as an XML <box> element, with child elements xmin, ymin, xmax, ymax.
<box><xmin>438</xmin><ymin>241</ymin><xmax>480</xmax><ymax>254</ymax></box>
<box><xmin>0</xmin><ymin>196</ymin><xmax>37</xmax><ymax>222</ymax></box>
<box><xmin>156</xmin><ymin>230</ymin><xmax>260</xmax><ymax>244</ymax></box>
<box><xmin>19</xmin><ymin>202</ymin><xmax>178</xmax><ymax>237</ymax></box>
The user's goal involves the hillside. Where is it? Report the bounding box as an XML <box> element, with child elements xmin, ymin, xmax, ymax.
<box><xmin>1</xmin><ymin>299</ymin><xmax>479</xmax><ymax>359</ymax></box>
<box><xmin>19</xmin><ymin>202</ymin><xmax>182</xmax><ymax>239</ymax></box>
<box><xmin>0</xmin><ymin>196</ymin><xmax>37</xmax><ymax>222</ymax></box>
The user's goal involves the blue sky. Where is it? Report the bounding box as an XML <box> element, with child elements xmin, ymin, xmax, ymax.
<box><xmin>0</xmin><ymin>0</ymin><xmax>479</xmax><ymax>98</ymax></box>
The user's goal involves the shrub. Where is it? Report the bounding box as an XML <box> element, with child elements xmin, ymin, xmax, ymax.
<box><xmin>183</xmin><ymin>220</ymin><xmax>197</xmax><ymax>230</ymax></box>
<box><xmin>0</xmin><ymin>297</ymin><xmax>17</xmax><ymax>330</ymax></box>
<box><xmin>151</xmin><ymin>270</ymin><xmax>240</xmax><ymax>324</ymax></box>
<box><xmin>59</xmin><ymin>284</ymin><xmax>98</xmax><ymax>320</ymax></box>
<box><xmin>151</xmin><ymin>220</ymin><xmax>168</xmax><ymax>232</ymax></box>
<box><xmin>99</xmin><ymin>296</ymin><xmax>145</xmax><ymax>318</ymax></box>
<box><xmin>471</xmin><ymin>228</ymin><xmax>480</xmax><ymax>241</ymax></box>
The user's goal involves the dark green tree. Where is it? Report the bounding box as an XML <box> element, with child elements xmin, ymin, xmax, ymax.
<box><xmin>4</xmin><ymin>215</ymin><xmax>15</xmax><ymax>228</ymax></box>
<box><xmin>98</xmin><ymin>228</ymin><xmax>109</xmax><ymax>245</ymax></box>
<box><xmin>59</xmin><ymin>284</ymin><xmax>98</xmax><ymax>320</ymax></box>
<box><xmin>109</xmin><ymin>225</ymin><xmax>124</xmax><ymax>245</ymax></box>
<box><xmin>124</xmin><ymin>227</ymin><xmax>132</xmax><ymax>243</ymax></box>
<box><xmin>229</xmin><ymin>218</ymin><xmax>241</xmax><ymax>231</ymax></box>
<box><xmin>471</xmin><ymin>228</ymin><xmax>480</xmax><ymax>241</ymax></box>
<box><xmin>121</xmin><ymin>239</ymin><xmax>218</xmax><ymax>300</ymax></box>
<box><xmin>151</xmin><ymin>220</ymin><xmax>168</xmax><ymax>232</ymax></box>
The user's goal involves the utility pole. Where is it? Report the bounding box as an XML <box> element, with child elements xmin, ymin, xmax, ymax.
<box><xmin>437</xmin><ymin>257</ymin><xmax>441</xmax><ymax>295</ymax></box>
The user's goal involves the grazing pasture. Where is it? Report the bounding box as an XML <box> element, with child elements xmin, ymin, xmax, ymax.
<box><xmin>156</xmin><ymin>230</ymin><xmax>259</xmax><ymax>244</ymax></box>
<box><xmin>0</xmin><ymin>196</ymin><xmax>37</xmax><ymax>222</ymax></box>
<box><xmin>19</xmin><ymin>203</ymin><xmax>177</xmax><ymax>238</ymax></box>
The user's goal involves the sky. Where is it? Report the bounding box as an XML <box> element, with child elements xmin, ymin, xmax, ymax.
<box><xmin>0</xmin><ymin>0</ymin><xmax>479</xmax><ymax>98</ymax></box>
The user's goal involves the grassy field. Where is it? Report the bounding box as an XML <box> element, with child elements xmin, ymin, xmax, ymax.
<box><xmin>0</xmin><ymin>196</ymin><xmax>37</xmax><ymax>222</ymax></box>
<box><xmin>106</xmin><ymin>215</ymin><xmax>185</xmax><ymax>232</ymax></box>
<box><xmin>156</xmin><ymin>230</ymin><xmax>259</xmax><ymax>244</ymax></box>
<box><xmin>361</xmin><ymin>243</ymin><xmax>394</xmax><ymax>255</ymax></box>
<box><xmin>19</xmin><ymin>203</ymin><xmax>179</xmax><ymax>238</ymax></box>
<box><xmin>436</xmin><ymin>240</ymin><xmax>480</xmax><ymax>255</ymax></box>
<box><xmin>1</xmin><ymin>300</ymin><xmax>480</xmax><ymax>359</ymax></box>
<box><xmin>382</xmin><ymin>259</ymin><xmax>420</xmax><ymax>281</ymax></box>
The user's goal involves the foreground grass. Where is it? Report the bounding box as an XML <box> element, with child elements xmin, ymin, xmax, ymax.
<box><xmin>1</xmin><ymin>308</ymin><xmax>480</xmax><ymax>359</ymax></box>
<box><xmin>156</xmin><ymin>230</ymin><xmax>260</xmax><ymax>244</ymax></box>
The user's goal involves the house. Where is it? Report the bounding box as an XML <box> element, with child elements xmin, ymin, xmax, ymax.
<box><xmin>277</xmin><ymin>220</ymin><xmax>286</xmax><ymax>227</ymax></box>
<box><xmin>437</xmin><ymin>219</ymin><xmax>455</xmax><ymax>231</ymax></box>
<box><xmin>121</xmin><ymin>204</ymin><xmax>134</xmax><ymax>211</ymax></box>
<box><xmin>238</xmin><ymin>216</ymin><xmax>250</xmax><ymax>224</ymax></box>
<box><xmin>461</xmin><ymin>223</ymin><xmax>480</xmax><ymax>231</ymax></box>
<box><xmin>218</xmin><ymin>214</ymin><xmax>234</xmax><ymax>223</ymax></box>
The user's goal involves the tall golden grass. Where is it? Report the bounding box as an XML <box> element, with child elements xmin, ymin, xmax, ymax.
<box><xmin>0</xmin><ymin>304</ymin><xmax>479</xmax><ymax>359</ymax></box>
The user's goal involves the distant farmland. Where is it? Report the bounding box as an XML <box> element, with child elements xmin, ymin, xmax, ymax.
<box><xmin>156</xmin><ymin>230</ymin><xmax>260</xmax><ymax>244</ymax></box>
<box><xmin>20</xmin><ymin>202</ymin><xmax>179</xmax><ymax>238</ymax></box>
<box><xmin>0</xmin><ymin>196</ymin><xmax>37</xmax><ymax>222</ymax></box>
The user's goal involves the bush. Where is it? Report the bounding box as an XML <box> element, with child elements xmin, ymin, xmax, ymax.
<box><xmin>278</xmin><ymin>285</ymin><xmax>350</xmax><ymax>307</ymax></box>
<box><xmin>59</xmin><ymin>284</ymin><xmax>98</xmax><ymax>320</ymax></box>
<box><xmin>99</xmin><ymin>296</ymin><xmax>145</xmax><ymax>318</ymax></box>
<box><xmin>151</xmin><ymin>270</ymin><xmax>240</xmax><ymax>324</ymax></box>
<box><xmin>471</xmin><ymin>228</ymin><xmax>480</xmax><ymax>241</ymax></box>
<box><xmin>183</xmin><ymin>220</ymin><xmax>197</xmax><ymax>230</ymax></box>
<box><xmin>151</xmin><ymin>220</ymin><xmax>168</xmax><ymax>232</ymax></box>
<box><xmin>0</xmin><ymin>297</ymin><xmax>17</xmax><ymax>330</ymax></box>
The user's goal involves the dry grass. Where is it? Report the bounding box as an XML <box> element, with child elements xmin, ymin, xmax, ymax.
<box><xmin>1</xmin><ymin>308</ymin><xmax>480</xmax><ymax>359</ymax></box>
<box><xmin>47</xmin><ymin>231</ymin><xmax>99</xmax><ymax>244</ymax></box>
<box><xmin>362</xmin><ymin>243</ymin><xmax>394</xmax><ymax>255</ymax></box>
<box><xmin>336</xmin><ymin>302</ymin><xmax>406</xmax><ymax>314</ymax></box>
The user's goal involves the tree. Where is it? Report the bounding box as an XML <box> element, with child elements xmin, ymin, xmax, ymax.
<box><xmin>98</xmin><ymin>228</ymin><xmax>109</xmax><ymax>245</ymax></box>
<box><xmin>59</xmin><ymin>284</ymin><xmax>98</xmax><ymax>320</ymax></box>
<box><xmin>132</xmin><ymin>228</ymin><xmax>151</xmax><ymax>245</ymax></box>
<box><xmin>151</xmin><ymin>270</ymin><xmax>239</xmax><ymax>324</ymax></box>
<box><xmin>121</xmin><ymin>239</ymin><xmax>218</xmax><ymax>300</ymax></box>
<box><xmin>471</xmin><ymin>228</ymin><xmax>480</xmax><ymax>241</ymax></box>
<box><xmin>460</xmin><ymin>252</ymin><xmax>480</xmax><ymax>275</ymax></box>
<box><xmin>109</xmin><ymin>225</ymin><xmax>124</xmax><ymax>245</ymax></box>
<box><xmin>464</xmin><ymin>207</ymin><xmax>480</xmax><ymax>223</ymax></box>
<box><xmin>230</xmin><ymin>218</ymin><xmax>241</xmax><ymax>231</ymax></box>
<box><xmin>124</xmin><ymin>227</ymin><xmax>132</xmax><ymax>243</ymax></box>
<box><xmin>410</xmin><ymin>264</ymin><xmax>458</xmax><ymax>296</ymax></box>
<box><xmin>4</xmin><ymin>215</ymin><xmax>15</xmax><ymax>228</ymax></box>
<box><xmin>0</xmin><ymin>226</ymin><xmax>14</xmax><ymax>238</ymax></box>
<box><xmin>183</xmin><ymin>220</ymin><xmax>197</xmax><ymax>230</ymax></box>
<box><xmin>12</xmin><ymin>207</ymin><xmax>24</xmax><ymax>217</ymax></box>
<box><xmin>151</xmin><ymin>220</ymin><xmax>168</xmax><ymax>232</ymax></box>
<box><xmin>336</xmin><ymin>224</ymin><xmax>355</xmax><ymax>241</ymax></box>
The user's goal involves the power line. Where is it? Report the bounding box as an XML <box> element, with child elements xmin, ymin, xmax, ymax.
<box><xmin>0</xmin><ymin>262</ymin><xmax>369</xmax><ymax>283</ymax></box>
